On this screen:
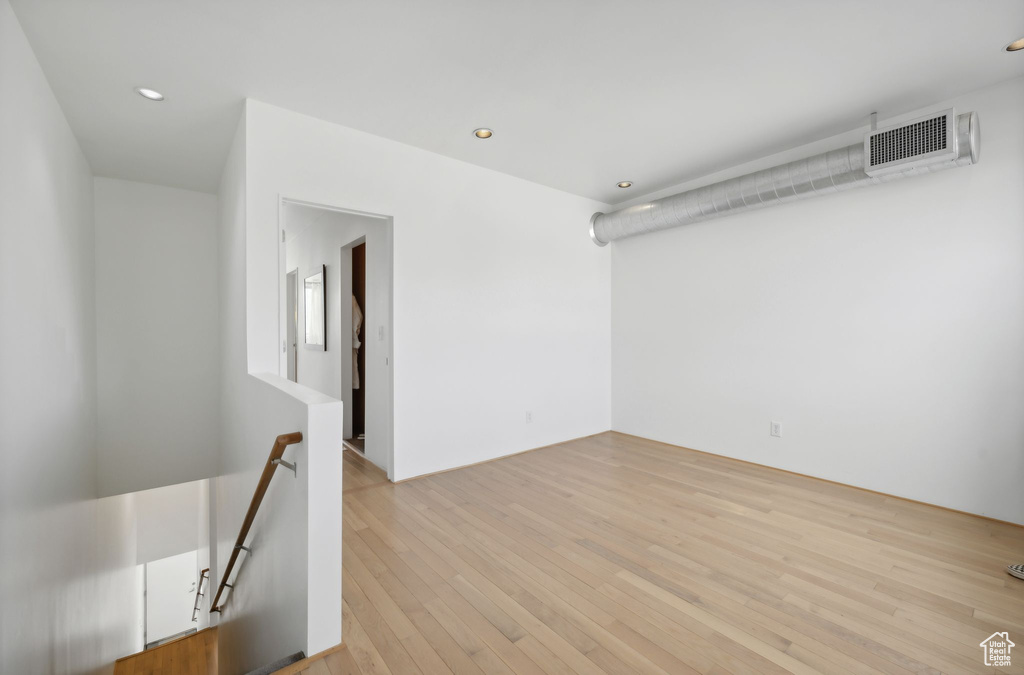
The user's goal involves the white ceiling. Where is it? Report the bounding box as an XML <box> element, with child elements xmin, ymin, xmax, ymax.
<box><xmin>11</xmin><ymin>0</ymin><xmax>1024</xmax><ymax>204</ymax></box>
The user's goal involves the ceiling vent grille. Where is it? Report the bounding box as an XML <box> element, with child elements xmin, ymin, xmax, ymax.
<box><xmin>870</xmin><ymin>115</ymin><xmax>946</xmax><ymax>166</ymax></box>
<box><xmin>864</xmin><ymin>109</ymin><xmax>957</xmax><ymax>176</ymax></box>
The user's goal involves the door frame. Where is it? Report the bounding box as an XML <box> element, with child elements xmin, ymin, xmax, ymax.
<box><xmin>286</xmin><ymin>267</ymin><xmax>299</xmax><ymax>382</ymax></box>
<box><xmin>277</xmin><ymin>196</ymin><xmax>395</xmax><ymax>481</ymax></box>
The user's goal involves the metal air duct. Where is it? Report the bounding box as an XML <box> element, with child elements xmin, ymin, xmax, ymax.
<box><xmin>589</xmin><ymin>109</ymin><xmax>980</xmax><ymax>246</ymax></box>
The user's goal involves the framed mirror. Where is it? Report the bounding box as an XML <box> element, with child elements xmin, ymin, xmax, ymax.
<box><xmin>304</xmin><ymin>265</ymin><xmax>326</xmax><ymax>350</ymax></box>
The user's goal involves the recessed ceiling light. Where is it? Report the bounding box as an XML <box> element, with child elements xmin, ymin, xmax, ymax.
<box><xmin>1006</xmin><ymin>37</ymin><xmax>1024</xmax><ymax>51</ymax></box>
<box><xmin>617</xmin><ymin>181</ymin><xmax>633</xmax><ymax>188</ymax></box>
<box><xmin>473</xmin><ymin>128</ymin><xmax>493</xmax><ymax>139</ymax></box>
<box><xmin>134</xmin><ymin>87</ymin><xmax>165</xmax><ymax>101</ymax></box>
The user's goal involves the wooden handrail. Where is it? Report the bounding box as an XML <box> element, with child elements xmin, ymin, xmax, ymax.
<box><xmin>210</xmin><ymin>432</ymin><xmax>303</xmax><ymax>613</ymax></box>
<box><xmin>191</xmin><ymin>568</ymin><xmax>209</xmax><ymax>622</ymax></box>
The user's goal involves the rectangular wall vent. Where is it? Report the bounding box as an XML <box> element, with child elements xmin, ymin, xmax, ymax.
<box><xmin>870</xmin><ymin>115</ymin><xmax>946</xmax><ymax>166</ymax></box>
<box><xmin>864</xmin><ymin>108</ymin><xmax>957</xmax><ymax>176</ymax></box>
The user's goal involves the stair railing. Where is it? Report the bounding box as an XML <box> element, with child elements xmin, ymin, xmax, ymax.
<box><xmin>210</xmin><ymin>432</ymin><xmax>303</xmax><ymax>613</ymax></box>
<box><xmin>191</xmin><ymin>568</ymin><xmax>209</xmax><ymax>622</ymax></box>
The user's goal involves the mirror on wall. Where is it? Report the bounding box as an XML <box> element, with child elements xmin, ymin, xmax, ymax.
<box><xmin>304</xmin><ymin>265</ymin><xmax>326</xmax><ymax>350</ymax></box>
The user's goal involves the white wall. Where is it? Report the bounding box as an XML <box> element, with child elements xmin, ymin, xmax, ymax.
<box><xmin>94</xmin><ymin>178</ymin><xmax>220</xmax><ymax>497</ymax></box>
<box><xmin>611</xmin><ymin>76</ymin><xmax>1024</xmax><ymax>525</ymax></box>
<box><xmin>215</xmin><ymin>120</ymin><xmax>342</xmax><ymax>673</ymax></box>
<box><xmin>0</xmin><ymin>0</ymin><xmax>143</xmax><ymax>670</ymax></box>
<box><xmin>283</xmin><ymin>203</ymin><xmax>392</xmax><ymax>472</ymax></box>
<box><xmin>196</xmin><ymin>479</ymin><xmax>213</xmax><ymax>630</ymax></box>
<box><xmin>246</xmin><ymin>100</ymin><xmax>613</xmax><ymax>481</ymax></box>
<box><xmin>134</xmin><ymin>480</ymin><xmax>201</xmax><ymax>565</ymax></box>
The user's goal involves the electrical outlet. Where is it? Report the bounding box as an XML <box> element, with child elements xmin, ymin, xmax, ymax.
<box><xmin>770</xmin><ymin>421</ymin><xmax>782</xmax><ymax>438</ymax></box>
<box><xmin>526</xmin><ymin>411</ymin><xmax>533</xmax><ymax>423</ymax></box>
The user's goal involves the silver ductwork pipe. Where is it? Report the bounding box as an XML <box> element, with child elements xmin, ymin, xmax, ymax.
<box><xmin>590</xmin><ymin>112</ymin><xmax>980</xmax><ymax>246</ymax></box>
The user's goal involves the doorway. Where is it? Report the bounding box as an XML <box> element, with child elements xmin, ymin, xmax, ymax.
<box><xmin>350</xmin><ymin>243</ymin><xmax>366</xmax><ymax>452</ymax></box>
<box><xmin>286</xmin><ymin>268</ymin><xmax>298</xmax><ymax>382</ymax></box>
<box><xmin>279</xmin><ymin>198</ymin><xmax>395</xmax><ymax>480</ymax></box>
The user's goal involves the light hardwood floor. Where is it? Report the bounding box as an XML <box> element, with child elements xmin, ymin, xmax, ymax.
<box><xmin>114</xmin><ymin>627</ymin><xmax>217</xmax><ymax>674</ymax></box>
<box><xmin>292</xmin><ymin>432</ymin><xmax>1024</xmax><ymax>674</ymax></box>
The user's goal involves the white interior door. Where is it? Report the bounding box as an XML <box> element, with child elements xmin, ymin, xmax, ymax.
<box><xmin>145</xmin><ymin>550</ymin><xmax>198</xmax><ymax>645</ymax></box>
